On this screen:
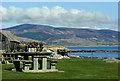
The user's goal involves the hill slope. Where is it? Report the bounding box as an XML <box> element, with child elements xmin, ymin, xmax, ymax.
<box><xmin>3</xmin><ymin>24</ymin><xmax>118</xmax><ymax>46</ymax></box>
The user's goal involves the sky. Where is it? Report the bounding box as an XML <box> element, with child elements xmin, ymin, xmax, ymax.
<box><xmin>0</xmin><ymin>2</ymin><xmax>118</xmax><ymax>30</ymax></box>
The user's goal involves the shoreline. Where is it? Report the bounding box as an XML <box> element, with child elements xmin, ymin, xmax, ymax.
<box><xmin>69</xmin><ymin>55</ymin><xmax>120</xmax><ymax>62</ymax></box>
<box><xmin>66</xmin><ymin>45</ymin><xmax>119</xmax><ymax>47</ymax></box>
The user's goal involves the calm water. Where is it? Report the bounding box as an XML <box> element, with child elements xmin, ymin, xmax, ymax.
<box><xmin>67</xmin><ymin>46</ymin><xmax>119</xmax><ymax>59</ymax></box>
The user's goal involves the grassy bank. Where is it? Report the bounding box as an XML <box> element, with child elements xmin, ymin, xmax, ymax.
<box><xmin>2</xmin><ymin>58</ymin><xmax>118</xmax><ymax>79</ymax></box>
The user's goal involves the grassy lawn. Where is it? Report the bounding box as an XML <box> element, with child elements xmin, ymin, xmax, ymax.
<box><xmin>2</xmin><ymin>57</ymin><xmax>118</xmax><ymax>79</ymax></box>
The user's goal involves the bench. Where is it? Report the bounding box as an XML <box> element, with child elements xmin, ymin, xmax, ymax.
<box><xmin>7</xmin><ymin>60</ymin><xmax>32</xmax><ymax>71</ymax></box>
<box><xmin>50</xmin><ymin>60</ymin><xmax>58</xmax><ymax>71</ymax></box>
<box><xmin>23</xmin><ymin>61</ymin><xmax>32</xmax><ymax>71</ymax></box>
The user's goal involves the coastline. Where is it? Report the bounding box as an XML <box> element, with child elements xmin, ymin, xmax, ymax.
<box><xmin>66</xmin><ymin>45</ymin><xmax>119</xmax><ymax>47</ymax></box>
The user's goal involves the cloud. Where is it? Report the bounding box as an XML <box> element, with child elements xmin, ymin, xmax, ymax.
<box><xmin>0</xmin><ymin>6</ymin><xmax>116</xmax><ymax>30</ymax></box>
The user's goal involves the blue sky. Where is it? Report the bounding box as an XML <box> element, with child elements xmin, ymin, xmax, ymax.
<box><xmin>1</xmin><ymin>2</ymin><xmax>118</xmax><ymax>30</ymax></box>
<box><xmin>2</xmin><ymin>2</ymin><xmax>118</xmax><ymax>19</ymax></box>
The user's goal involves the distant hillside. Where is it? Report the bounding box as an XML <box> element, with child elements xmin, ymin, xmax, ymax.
<box><xmin>3</xmin><ymin>24</ymin><xmax>118</xmax><ymax>46</ymax></box>
<box><xmin>15</xmin><ymin>36</ymin><xmax>41</xmax><ymax>43</ymax></box>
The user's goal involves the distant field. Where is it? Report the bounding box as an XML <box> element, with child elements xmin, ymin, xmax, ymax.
<box><xmin>2</xmin><ymin>58</ymin><xmax>118</xmax><ymax>79</ymax></box>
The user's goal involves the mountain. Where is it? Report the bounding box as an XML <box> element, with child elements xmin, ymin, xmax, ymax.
<box><xmin>3</xmin><ymin>24</ymin><xmax>119</xmax><ymax>46</ymax></box>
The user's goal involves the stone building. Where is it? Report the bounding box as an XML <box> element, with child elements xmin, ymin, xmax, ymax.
<box><xmin>0</xmin><ymin>30</ymin><xmax>20</xmax><ymax>52</ymax></box>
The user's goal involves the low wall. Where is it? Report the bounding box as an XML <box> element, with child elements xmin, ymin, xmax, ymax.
<box><xmin>43</xmin><ymin>45</ymin><xmax>68</xmax><ymax>52</ymax></box>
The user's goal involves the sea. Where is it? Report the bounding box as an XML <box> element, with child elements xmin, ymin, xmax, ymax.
<box><xmin>67</xmin><ymin>46</ymin><xmax>120</xmax><ymax>59</ymax></box>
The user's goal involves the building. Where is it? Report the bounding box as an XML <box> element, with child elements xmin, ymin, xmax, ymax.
<box><xmin>0</xmin><ymin>30</ymin><xmax>20</xmax><ymax>52</ymax></box>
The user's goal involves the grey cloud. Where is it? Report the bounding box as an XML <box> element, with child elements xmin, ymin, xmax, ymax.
<box><xmin>0</xmin><ymin>6</ymin><xmax>116</xmax><ymax>30</ymax></box>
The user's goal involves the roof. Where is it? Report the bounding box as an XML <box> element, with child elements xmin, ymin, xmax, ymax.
<box><xmin>0</xmin><ymin>30</ymin><xmax>20</xmax><ymax>43</ymax></box>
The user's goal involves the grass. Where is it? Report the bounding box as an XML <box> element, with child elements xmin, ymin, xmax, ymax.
<box><xmin>2</xmin><ymin>57</ymin><xmax>118</xmax><ymax>79</ymax></box>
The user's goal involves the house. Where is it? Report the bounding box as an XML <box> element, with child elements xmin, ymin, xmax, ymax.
<box><xmin>0</xmin><ymin>30</ymin><xmax>20</xmax><ymax>52</ymax></box>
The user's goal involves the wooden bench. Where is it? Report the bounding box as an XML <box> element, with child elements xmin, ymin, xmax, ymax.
<box><xmin>7</xmin><ymin>60</ymin><xmax>32</xmax><ymax>72</ymax></box>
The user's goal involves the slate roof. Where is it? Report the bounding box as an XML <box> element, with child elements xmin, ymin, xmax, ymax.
<box><xmin>0</xmin><ymin>30</ymin><xmax>20</xmax><ymax>43</ymax></box>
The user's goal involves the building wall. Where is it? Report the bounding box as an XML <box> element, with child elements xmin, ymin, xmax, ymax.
<box><xmin>0</xmin><ymin>41</ymin><xmax>2</xmax><ymax>50</ymax></box>
<box><xmin>10</xmin><ymin>41</ymin><xmax>19</xmax><ymax>52</ymax></box>
<box><xmin>1</xmin><ymin>34</ymin><xmax>11</xmax><ymax>51</ymax></box>
<box><xmin>0</xmin><ymin>32</ymin><xmax>19</xmax><ymax>52</ymax></box>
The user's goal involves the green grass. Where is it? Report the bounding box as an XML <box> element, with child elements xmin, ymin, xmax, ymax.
<box><xmin>2</xmin><ymin>58</ymin><xmax>118</xmax><ymax>79</ymax></box>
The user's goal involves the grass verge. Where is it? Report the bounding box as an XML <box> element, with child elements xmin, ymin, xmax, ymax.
<box><xmin>2</xmin><ymin>57</ymin><xmax>118</xmax><ymax>79</ymax></box>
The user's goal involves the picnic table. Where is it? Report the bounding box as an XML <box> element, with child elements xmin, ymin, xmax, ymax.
<box><xmin>2</xmin><ymin>52</ymin><xmax>58</xmax><ymax>72</ymax></box>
